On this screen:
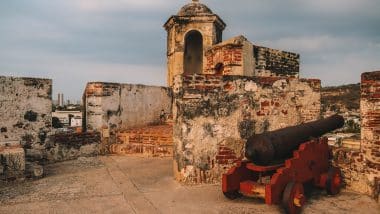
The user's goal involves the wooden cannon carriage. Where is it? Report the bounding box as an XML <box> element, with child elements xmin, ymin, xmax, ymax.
<box><xmin>222</xmin><ymin>115</ymin><xmax>344</xmax><ymax>214</ymax></box>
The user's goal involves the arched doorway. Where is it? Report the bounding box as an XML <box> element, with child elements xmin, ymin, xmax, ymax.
<box><xmin>184</xmin><ymin>30</ymin><xmax>203</xmax><ymax>74</ymax></box>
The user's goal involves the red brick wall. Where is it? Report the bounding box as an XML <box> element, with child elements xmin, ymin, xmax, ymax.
<box><xmin>216</xmin><ymin>146</ymin><xmax>240</xmax><ymax>165</ymax></box>
<box><xmin>205</xmin><ymin>45</ymin><xmax>243</xmax><ymax>75</ymax></box>
<box><xmin>361</xmin><ymin>71</ymin><xmax>380</xmax><ymax>165</ymax></box>
<box><xmin>361</xmin><ymin>71</ymin><xmax>380</xmax><ymax>181</ymax></box>
<box><xmin>111</xmin><ymin>125</ymin><xmax>173</xmax><ymax>157</ymax></box>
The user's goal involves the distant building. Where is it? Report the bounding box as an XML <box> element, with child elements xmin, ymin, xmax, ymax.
<box><xmin>57</xmin><ymin>93</ymin><xmax>64</xmax><ymax>107</ymax></box>
<box><xmin>52</xmin><ymin>110</ymin><xmax>82</xmax><ymax>127</ymax></box>
<box><xmin>70</xmin><ymin>116</ymin><xmax>82</xmax><ymax>127</ymax></box>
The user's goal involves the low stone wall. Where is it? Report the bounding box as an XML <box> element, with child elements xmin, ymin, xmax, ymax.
<box><xmin>46</xmin><ymin>132</ymin><xmax>101</xmax><ymax>162</ymax></box>
<box><xmin>83</xmin><ymin>83</ymin><xmax>172</xmax><ymax>131</ymax></box>
<box><xmin>332</xmin><ymin>147</ymin><xmax>379</xmax><ymax>203</ymax></box>
<box><xmin>0</xmin><ymin>142</ymin><xmax>25</xmax><ymax>181</ymax></box>
<box><xmin>330</xmin><ymin>71</ymin><xmax>380</xmax><ymax>203</ymax></box>
<box><xmin>83</xmin><ymin>82</ymin><xmax>172</xmax><ymax>148</ymax></box>
<box><xmin>173</xmin><ymin>74</ymin><xmax>321</xmax><ymax>184</ymax></box>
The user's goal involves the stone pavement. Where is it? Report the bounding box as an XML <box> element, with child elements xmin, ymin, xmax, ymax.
<box><xmin>0</xmin><ymin>156</ymin><xmax>379</xmax><ymax>214</ymax></box>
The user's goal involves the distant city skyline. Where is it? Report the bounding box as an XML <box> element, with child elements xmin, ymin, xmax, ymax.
<box><xmin>1</xmin><ymin>0</ymin><xmax>380</xmax><ymax>100</ymax></box>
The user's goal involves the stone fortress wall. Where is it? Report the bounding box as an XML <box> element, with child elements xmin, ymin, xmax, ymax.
<box><xmin>172</xmin><ymin>74</ymin><xmax>321</xmax><ymax>183</ymax></box>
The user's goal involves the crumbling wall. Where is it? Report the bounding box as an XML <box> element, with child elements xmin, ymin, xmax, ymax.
<box><xmin>253</xmin><ymin>46</ymin><xmax>300</xmax><ymax>78</ymax></box>
<box><xmin>0</xmin><ymin>76</ymin><xmax>52</xmax><ymax>151</ymax></box>
<box><xmin>360</xmin><ymin>71</ymin><xmax>380</xmax><ymax>200</ymax></box>
<box><xmin>83</xmin><ymin>82</ymin><xmax>172</xmax><ymax>144</ymax></box>
<box><xmin>0</xmin><ymin>142</ymin><xmax>25</xmax><ymax>180</ymax></box>
<box><xmin>45</xmin><ymin>132</ymin><xmax>101</xmax><ymax>162</ymax></box>
<box><xmin>111</xmin><ymin>125</ymin><xmax>173</xmax><ymax>157</ymax></box>
<box><xmin>331</xmin><ymin>71</ymin><xmax>380</xmax><ymax>203</ymax></box>
<box><xmin>172</xmin><ymin>74</ymin><xmax>320</xmax><ymax>184</ymax></box>
<box><xmin>205</xmin><ymin>36</ymin><xmax>254</xmax><ymax>76</ymax></box>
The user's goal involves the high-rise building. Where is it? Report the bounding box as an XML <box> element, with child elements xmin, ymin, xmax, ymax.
<box><xmin>57</xmin><ymin>93</ymin><xmax>64</xmax><ymax>107</ymax></box>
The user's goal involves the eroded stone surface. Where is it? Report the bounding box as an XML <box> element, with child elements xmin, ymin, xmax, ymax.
<box><xmin>173</xmin><ymin>74</ymin><xmax>321</xmax><ymax>184</ymax></box>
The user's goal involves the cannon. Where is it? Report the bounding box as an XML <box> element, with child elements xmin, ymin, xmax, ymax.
<box><xmin>222</xmin><ymin>115</ymin><xmax>344</xmax><ymax>214</ymax></box>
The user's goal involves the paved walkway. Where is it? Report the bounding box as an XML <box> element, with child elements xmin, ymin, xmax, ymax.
<box><xmin>0</xmin><ymin>156</ymin><xmax>379</xmax><ymax>214</ymax></box>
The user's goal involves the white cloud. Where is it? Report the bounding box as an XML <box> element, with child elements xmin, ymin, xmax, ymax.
<box><xmin>0</xmin><ymin>48</ymin><xmax>166</xmax><ymax>100</ymax></box>
<box><xmin>297</xmin><ymin>0</ymin><xmax>378</xmax><ymax>15</ymax></box>
<box><xmin>302</xmin><ymin>53</ymin><xmax>380</xmax><ymax>86</ymax></box>
<box><xmin>260</xmin><ymin>36</ymin><xmax>361</xmax><ymax>53</ymax></box>
<box><xmin>70</xmin><ymin>0</ymin><xmax>178</xmax><ymax>12</ymax></box>
<box><xmin>1</xmin><ymin>0</ymin><xmax>379</xmax><ymax>101</ymax></box>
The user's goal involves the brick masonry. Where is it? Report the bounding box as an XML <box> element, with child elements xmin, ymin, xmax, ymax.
<box><xmin>204</xmin><ymin>36</ymin><xmax>253</xmax><ymax>77</ymax></box>
<box><xmin>254</xmin><ymin>46</ymin><xmax>300</xmax><ymax>78</ymax></box>
<box><xmin>172</xmin><ymin>74</ymin><xmax>321</xmax><ymax>184</ymax></box>
<box><xmin>331</xmin><ymin>71</ymin><xmax>380</xmax><ymax>203</ymax></box>
<box><xmin>360</xmin><ymin>71</ymin><xmax>380</xmax><ymax>201</ymax></box>
<box><xmin>110</xmin><ymin>124</ymin><xmax>173</xmax><ymax>157</ymax></box>
<box><xmin>205</xmin><ymin>42</ymin><xmax>244</xmax><ymax>75</ymax></box>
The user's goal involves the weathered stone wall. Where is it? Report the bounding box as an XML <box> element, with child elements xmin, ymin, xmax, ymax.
<box><xmin>45</xmin><ymin>132</ymin><xmax>101</xmax><ymax>162</ymax></box>
<box><xmin>361</xmin><ymin>71</ymin><xmax>380</xmax><ymax>168</ymax></box>
<box><xmin>331</xmin><ymin>71</ymin><xmax>380</xmax><ymax>203</ymax></box>
<box><xmin>83</xmin><ymin>82</ymin><xmax>172</xmax><ymax>144</ymax></box>
<box><xmin>205</xmin><ymin>36</ymin><xmax>254</xmax><ymax>76</ymax></box>
<box><xmin>164</xmin><ymin>3</ymin><xmax>226</xmax><ymax>86</ymax></box>
<box><xmin>172</xmin><ymin>74</ymin><xmax>320</xmax><ymax>184</ymax></box>
<box><xmin>0</xmin><ymin>142</ymin><xmax>25</xmax><ymax>180</ymax></box>
<box><xmin>254</xmin><ymin>46</ymin><xmax>300</xmax><ymax>78</ymax></box>
<box><xmin>360</xmin><ymin>71</ymin><xmax>380</xmax><ymax>200</ymax></box>
<box><xmin>0</xmin><ymin>76</ymin><xmax>52</xmax><ymax>150</ymax></box>
<box><xmin>332</xmin><ymin>148</ymin><xmax>375</xmax><ymax>197</ymax></box>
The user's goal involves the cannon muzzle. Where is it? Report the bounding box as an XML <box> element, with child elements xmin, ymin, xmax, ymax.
<box><xmin>245</xmin><ymin>114</ymin><xmax>344</xmax><ymax>165</ymax></box>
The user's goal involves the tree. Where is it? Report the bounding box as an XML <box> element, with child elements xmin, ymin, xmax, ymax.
<box><xmin>52</xmin><ymin>117</ymin><xmax>63</xmax><ymax>129</ymax></box>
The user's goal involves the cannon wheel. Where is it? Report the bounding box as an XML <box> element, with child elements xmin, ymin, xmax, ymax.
<box><xmin>282</xmin><ymin>182</ymin><xmax>305</xmax><ymax>214</ymax></box>
<box><xmin>223</xmin><ymin>190</ymin><xmax>242</xmax><ymax>200</ymax></box>
<box><xmin>326</xmin><ymin>167</ymin><xmax>342</xmax><ymax>195</ymax></box>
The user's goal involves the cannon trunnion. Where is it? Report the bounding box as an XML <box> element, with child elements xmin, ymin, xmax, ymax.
<box><xmin>222</xmin><ymin>115</ymin><xmax>344</xmax><ymax>214</ymax></box>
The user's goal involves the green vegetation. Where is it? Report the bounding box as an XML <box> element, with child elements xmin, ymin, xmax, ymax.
<box><xmin>321</xmin><ymin>83</ymin><xmax>360</xmax><ymax>112</ymax></box>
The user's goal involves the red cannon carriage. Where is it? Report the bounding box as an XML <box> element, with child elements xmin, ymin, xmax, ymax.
<box><xmin>222</xmin><ymin>115</ymin><xmax>344</xmax><ymax>214</ymax></box>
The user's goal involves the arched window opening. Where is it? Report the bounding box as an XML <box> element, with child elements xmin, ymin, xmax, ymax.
<box><xmin>215</xmin><ymin>63</ymin><xmax>224</xmax><ymax>75</ymax></box>
<box><xmin>184</xmin><ymin>30</ymin><xmax>203</xmax><ymax>74</ymax></box>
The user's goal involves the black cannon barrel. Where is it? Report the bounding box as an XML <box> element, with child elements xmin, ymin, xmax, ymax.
<box><xmin>245</xmin><ymin>114</ymin><xmax>344</xmax><ymax>165</ymax></box>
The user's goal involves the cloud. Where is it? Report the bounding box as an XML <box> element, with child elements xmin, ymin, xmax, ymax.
<box><xmin>303</xmin><ymin>52</ymin><xmax>380</xmax><ymax>86</ymax></box>
<box><xmin>0</xmin><ymin>49</ymin><xmax>166</xmax><ymax>101</ymax></box>
<box><xmin>259</xmin><ymin>36</ymin><xmax>357</xmax><ymax>53</ymax></box>
<box><xmin>70</xmin><ymin>0</ymin><xmax>178</xmax><ymax>12</ymax></box>
<box><xmin>1</xmin><ymin>0</ymin><xmax>380</xmax><ymax>100</ymax></box>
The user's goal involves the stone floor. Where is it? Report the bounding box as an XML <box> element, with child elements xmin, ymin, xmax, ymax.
<box><xmin>0</xmin><ymin>156</ymin><xmax>379</xmax><ymax>214</ymax></box>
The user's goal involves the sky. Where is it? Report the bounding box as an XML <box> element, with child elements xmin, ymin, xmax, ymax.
<box><xmin>1</xmin><ymin>0</ymin><xmax>380</xmax><ymax>101</ymax></box>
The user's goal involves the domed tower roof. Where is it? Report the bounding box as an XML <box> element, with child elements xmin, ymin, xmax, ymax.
<box><xmin>177</xmin><ymin>1</ymin><xmax>214</xmax><ymax>16</ymax></box>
